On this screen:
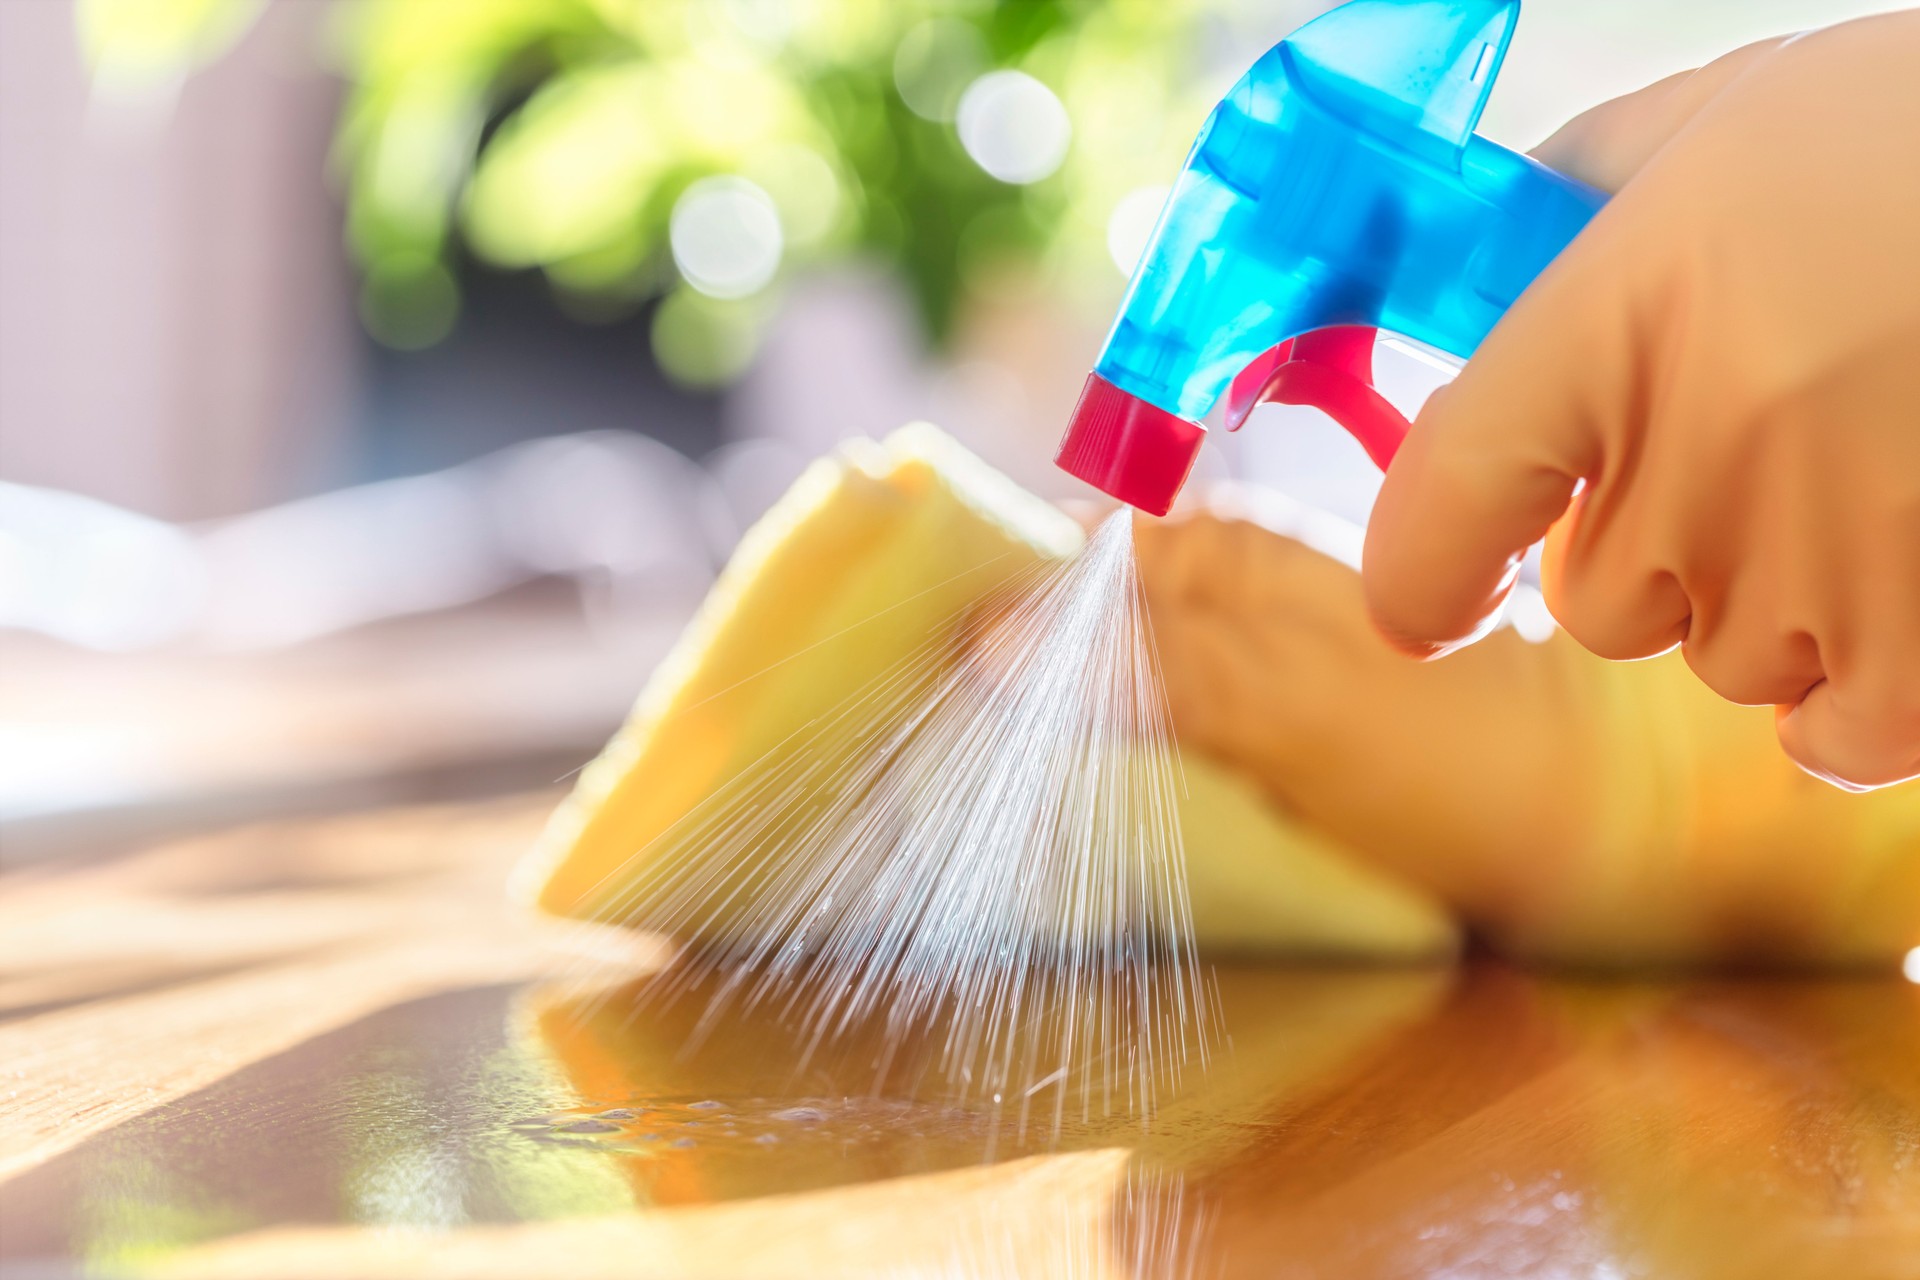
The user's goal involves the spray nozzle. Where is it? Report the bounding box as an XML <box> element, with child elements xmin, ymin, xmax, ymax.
<box><xmin>1055</xmin><ymin>0</ymin><xmax>1606</xmax><ymax>514</ymax></box>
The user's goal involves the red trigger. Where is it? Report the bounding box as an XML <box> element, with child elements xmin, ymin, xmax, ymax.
<box><xmin>1223</xmin><ymin>326</ymin><xmax>1410</xmax><ymax>471</ymax></box>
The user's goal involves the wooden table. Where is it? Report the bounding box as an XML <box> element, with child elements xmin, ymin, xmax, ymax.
<box><xmin>3</xmin><ymin>790</ymin><xmax>1917</xmax><ymax>1278</ymax></box>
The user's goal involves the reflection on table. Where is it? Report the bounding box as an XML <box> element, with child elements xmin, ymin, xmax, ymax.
<box><xmin>2</xmin><ymin>791</ymin><xmax>1915</xmax><ymax>1277</ymax></box>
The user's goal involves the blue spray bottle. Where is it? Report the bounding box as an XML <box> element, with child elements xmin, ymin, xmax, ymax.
<box><xmin>1055</xmin><ymin>0</ymin><xmax>1607</xmax><ymax>515</ymax></box>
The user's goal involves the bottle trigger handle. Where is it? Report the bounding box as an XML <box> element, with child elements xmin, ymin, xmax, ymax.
<box><xmin>1223</xmin><ymin>326</ymin><xmax>1410</xmax><ymax>471</ymax></box>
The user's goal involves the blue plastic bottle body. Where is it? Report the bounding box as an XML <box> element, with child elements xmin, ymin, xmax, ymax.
<box><xmin>1095</xmin><ymin>40</ymin><xmax>1607</xmax><ymax>423</ymax></box>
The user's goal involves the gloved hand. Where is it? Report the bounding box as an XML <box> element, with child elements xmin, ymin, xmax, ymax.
<box><xmin>1360</xmin><ymin>12</ymin><xmax>1920</xmax><ymax>790</ymax></box>
<box><xmin>1139</xmin><ymin>494</ymin><xmax>1920</xmax><ymax>968</ymax></box>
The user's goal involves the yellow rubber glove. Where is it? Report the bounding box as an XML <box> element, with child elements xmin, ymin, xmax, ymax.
<box><xmin>1141</xmin><ymin>492</ymin><xmax>1920</xmax><ymax>968</ymax></box>
<box><xmin>1361</xmin><ymin>12</ymin><xmax>1920</xmax><ymax>790</ymax></box>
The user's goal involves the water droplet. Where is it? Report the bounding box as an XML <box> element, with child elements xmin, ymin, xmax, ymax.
<box><xmin>688</xmin><ymin>1099</ymin><xmax>726</xmax><ymax>1110</ymax></box>
<box><xmin>557</xmin><ymin>1119</ymin><xmax>618</xmax><ymax>1134</ymax></box>
<box><xmin>754</xmin><ymin>1133</ymin><xmax>779</xmax><ymax>1145</ymax></box>
<box><xmin>670</xmin><ymin>1137</ymin><xmax>697</xmax><ymax>1149</ymax></box>
<box><xmin>770</xmin><ymin>1106</ymin><xmax>829</xmax><ymax>1124</ymax></box>
<box><xmin>597</xmin><ymin>1108</ymin><xmax>637</xmax><ymax>1120</ymax></box>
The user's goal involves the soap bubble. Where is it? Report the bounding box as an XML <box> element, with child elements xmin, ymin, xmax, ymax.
<box><xmin>1105</xmin><ymin>184</ymin><xmax>1171</xmax><ymax>277</ymax></box>
<box><xmin>670</xmin><ymin>176</ymin><xmax>784</xmax><ymax>300</ymax></box>
<box><xmin>956</xmin><ymin>70</ymin><xmax>1071</xmax><ymax>185</ymax></box>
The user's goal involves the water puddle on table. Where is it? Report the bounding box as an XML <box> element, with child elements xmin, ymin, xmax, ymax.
<box><xmin>511</xmin><ymin>1095</ymin><xmax>998</xmax><ymax>1151</ymax></box>
<box><xmin>0</xmin><ymin>965</ymin><xmax>1460</xmax><ymax>1277</ymax></box>
<box><xmin>13</xmin><ymin>962</ymin><xmax>1917</xmax><ymax>1278</ymax></box>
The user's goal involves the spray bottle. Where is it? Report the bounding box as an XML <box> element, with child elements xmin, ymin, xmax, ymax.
<box><xmin>1055</xmin><ymin>0</ymin><xmax>1607</xmax><ymax>515</ymax></box>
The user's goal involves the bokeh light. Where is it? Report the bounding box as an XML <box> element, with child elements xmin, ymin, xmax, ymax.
<box><xmin>746</xmin><ymin>144</ymin><xmax>844</xmax><ymax>249</ymax></box>
<box><xmin>893</xmin><ymin>18</ymin><xmax>988</xmax><ymax>123</ymax></box>
<box><xmin>717</xmin><ymin>0</ymin><xmax>798</xmax><ymax>54</ymax></box>
<box><xmin>957</xmin><ymin>71</ymin><xmax>1072</xmax><ymax>186</ymax></box>
<box><xmin>358</xmin><ymin>253</ymin><xmax>459</xmax><ymax>350</ymax></box>
<box><xmin>670</xmin><ymin>176</ymin><xmax>785</xmax><ymax>300</ymax></box>
<box><xmin>651</xmin><ymin>287</ymin><xmax>763</xmax><ymax>387</ymax></box>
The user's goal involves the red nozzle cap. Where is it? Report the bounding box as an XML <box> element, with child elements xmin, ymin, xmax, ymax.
<box><xmin>1054</xmin><ymin>373</ymin><xmax>1204</xmax><ymax>518</ymax></box>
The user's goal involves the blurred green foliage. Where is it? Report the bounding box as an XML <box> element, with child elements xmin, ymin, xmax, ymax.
<box><xmin>83</xmin><ymin>0</ymin><xmax>1241</xmax><ymax>385</ymax></box>
<box><xmin>332</xmin><ymin>0</ymin><xmax>1225</xmax><ymax>381</ymax></box>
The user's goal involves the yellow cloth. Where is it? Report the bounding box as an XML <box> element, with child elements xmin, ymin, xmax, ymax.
<box><xmin>516</xmin><ymin>424</ymin><xmax>1458</xmax><ymax>962</ymax></box>
<box><xmin>1361</xmin><ymin>12</ymin><xmax>1920</xmax><ymax>789</ymax></box>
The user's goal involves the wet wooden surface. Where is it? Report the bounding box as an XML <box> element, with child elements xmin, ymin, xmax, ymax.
<box><xmin>2</xmin><ymin>790</ymin><xmax>1917</xmax><ymax>1279</ymax></box>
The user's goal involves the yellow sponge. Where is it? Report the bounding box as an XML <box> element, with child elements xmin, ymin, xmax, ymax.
<box><xmin>515</xmin><ymin>424</ymin><xmax>1455</xmax><ymax>961</ymax></box>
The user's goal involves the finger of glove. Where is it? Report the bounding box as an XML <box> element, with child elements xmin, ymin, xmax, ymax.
<box><xmin>1360</xmin><ymin>214</ymin><xmax>1635</xmax><ymax>657</ymax></box>
<box><xmin>1772</xmin><ymin>447</ymin><xmax>1920</xmax><ymax>791</ymax></box>
<box><xmin>1771</xmin><ymin>506</ymin><xmax>1920</xmax><ymax>789</ymax></box>
<box><xmin>1531</xmin><ymin>36</ymin><xmax>1791</xmax><ymax>192</ymax></box>
<box><xmin>1777</xmin><ymin>679</ymin><xmax>1920</xmax><ymax>792</ymax></box>
<box><xmin>1678</xmin><ymin>595</ymin><xmax>1825</xmax><ymax>709</ymax></box>
<box><xmin>1536</xmin><ymin>502</ymin><xmax>1693</xmax><ymax>662</ymax></box>
<box><xmin>1655</xmin><ymin>496</ymin><xmax>1828</xmax><ymax>705</ymax></box>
